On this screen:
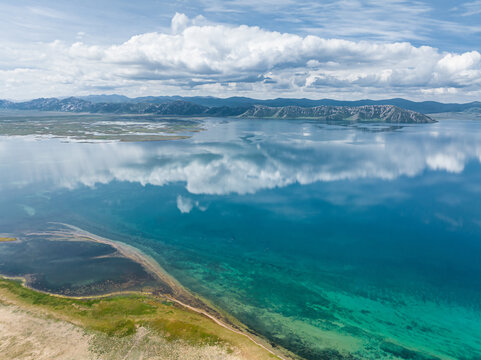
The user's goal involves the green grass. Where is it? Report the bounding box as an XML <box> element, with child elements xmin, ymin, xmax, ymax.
<box><xmin>0</xmin><ymin>279</ymin><xmax>159</xmax><ymax>337</ymax></box>
<box><xmin>0</xmin><ymin>279</ymin><xmax>223</xmax><ymax>343</ymax></box>
<box><xmin>0</xmin><ymin>277</ymin><xmax>223</xmax><ymax>341</ymax></box>
<box><xmin>0</xmin><ymin>278</ymin><xmax>91</xmax><ymax>308</ymax></box>
<box><xmin>94</xmin><ymin>319</ymin><xmax>137</xmax><ymax>337</ymax></box>
<box><xmin>147</xmin><ymin>318</ymin><xmax>222</xmax><ymax>345</ymax></box>
<box><xmin>0</xmin><ymin>278</ymin><xmax>283</xmax><ymax>359</ymax></box>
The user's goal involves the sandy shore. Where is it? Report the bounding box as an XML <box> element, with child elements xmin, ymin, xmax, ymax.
<box><xmin>22</xmin><ymin>223</ymin><xmax>290</xmax><ymax>360</ymax></box>
<box><xmin>49</xmin><ymin>223</ymin><xmax>185</xmax><ymax>297</ymax></box>
<box><xmin>0</xmin><ymin>302</ymin><xmax>93</xmax><ymax>360</ymax></box>
<box><xmin>0</xmin><ymin>299</ymin><xmax>254</xmax><ymax>360</ymax></box>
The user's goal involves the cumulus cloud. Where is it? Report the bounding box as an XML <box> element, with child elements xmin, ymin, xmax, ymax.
<box><xmin>171</xmin><ymin>12</ymin><xmax>189</xmax><ymax>34</ymax></box>
<box><xmin>1</xmin><ymin>13</ymin><xmax>481</xmax><ymax>100</ymax></box>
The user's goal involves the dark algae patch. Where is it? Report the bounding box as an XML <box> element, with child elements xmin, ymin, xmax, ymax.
<box><xmin>0</xmin><ymin>234</ymin><xmax>160</xmax><ymax>296</ymax></box>
<box><xmin>0</xmin><ymin>226</ymin><xmax>289</xmax><ymax>359</ymax></box>
<box><xmin>380</xmin><ymin>341</ymin><xmax>441</xmax><ymax>360</ymax></box>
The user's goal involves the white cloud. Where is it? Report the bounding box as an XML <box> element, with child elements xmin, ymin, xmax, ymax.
<box><xmin>177</xmin><ymin>195</ymin><xmax>194</xmax><ymax>213</ymax></box>
<box><xmin>420</xmin><ymin>87</ymin><xmax>458</xmax><ymax>95</ymax></box>
<box><xmin>1</xmin><ymin>13</ymin><xmax>481</xmax><ymax>101</ymax></box>
<box><xmin>460</xmin><ymin>0</ymin><xmax>481</xmax><ymax>16</ymax></box>
<box><xmin>176</xmin><ymin>195</ymin><xmax>206</xmax><ymax>213</ymax></box>
<box><xmin>171</xmin><ymin>12</ymin><xmax>189</xmax><ymax>34</ymax></box>
<box><xmin>27</xmin><ymin>6</ymin><xmax>68</xmax><ymax>20</ymax></box>
<box><xmin>426</xmin><ymin>153</ymin><xmax>466</xmax><ymax>173</ymax></box>
<box><xmin>201</xmin><ymin>0</ymin><xmax>481</xmax><ymax>46</ymax></box>
<box><xmin>201</xmin><ymin>0</ymin><xmax>433</xmax><ymax>41</ymax></box>
<box><xmin>437</xmin><ymin>51</ymin><xmax>481</xmax><ymax>73</ymax></box>
<box><xmin>76</xmin><ymin>31</ymin><xmax>86</xmax><ymax>40</ymax></box>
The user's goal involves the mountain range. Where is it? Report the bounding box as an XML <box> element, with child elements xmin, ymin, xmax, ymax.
<box><xmin>70</xmin><ymin>95</ymin><xmax>481</xmax><ymax>113</ymax></box>
<box><xmin>3</xmin><ymin>95</ymin><xmax>478</xmax><ymax>123</ymax></box>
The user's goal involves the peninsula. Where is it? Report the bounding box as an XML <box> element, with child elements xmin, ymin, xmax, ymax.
<box><xmin>0</xmin><ymin>224</ymin><xmax>290</xmax><ymax>360</ymax></box>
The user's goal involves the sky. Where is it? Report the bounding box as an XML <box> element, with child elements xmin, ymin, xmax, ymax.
<box><xmin>0</xmin><ymin>0</ymin><xmax>480</xmax><ymax>101</ymax></box>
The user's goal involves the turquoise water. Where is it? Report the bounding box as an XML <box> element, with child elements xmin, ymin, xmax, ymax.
<box><xmin>1</xmin><ymin>118</ymin><xmax>481</xmax><ymax>359</ymax></box>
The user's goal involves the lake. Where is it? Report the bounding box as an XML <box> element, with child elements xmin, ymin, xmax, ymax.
<box><xmin>0</xmin><ymin>115</ymin><xmax>480</xmax><ymax>359</ymax></box>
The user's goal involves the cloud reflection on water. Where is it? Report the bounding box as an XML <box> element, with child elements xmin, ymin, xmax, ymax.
<box><xmin>1</xmin><ymin>119</ymin><xmax>481</xmax><ymax>196</ymax></box>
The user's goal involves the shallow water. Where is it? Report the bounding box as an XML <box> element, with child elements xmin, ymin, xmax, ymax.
<box><xmin>0</xmin><ymin>234</ymin><xmax>159</xmax><ymax>296</ymax></box>
<box><xmin>1</xmin><ymin>116</ymin><xmax>481</xmax><ymax>359</ymax></box>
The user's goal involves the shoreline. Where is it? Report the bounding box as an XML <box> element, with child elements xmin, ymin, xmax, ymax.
<box><xmin>14</xmin><ymin>223</ymin><xmax>291</xmax><ymax>360</ymax></box>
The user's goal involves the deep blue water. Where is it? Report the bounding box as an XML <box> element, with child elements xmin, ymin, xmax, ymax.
<box><xmin>1</xmin><ymin>117</ymin><xmax>481</xmax><ymax>359</ymax></box>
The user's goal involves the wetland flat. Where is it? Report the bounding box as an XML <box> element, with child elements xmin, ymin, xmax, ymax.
<box><xmin>0</xmin><ymin>111</ymin><xmax>203</xmax><ymax>142</ymax></box>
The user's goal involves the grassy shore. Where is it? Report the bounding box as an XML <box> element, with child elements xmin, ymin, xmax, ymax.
<box><xmin>0</xmin><ymin>224</ymin><xmax>294</xmax><ymax>359</ymax></box>
<box><xmin>0</xmin><ymin>277</ymin><xmax>283</xmax><ymax>360</ymax></box>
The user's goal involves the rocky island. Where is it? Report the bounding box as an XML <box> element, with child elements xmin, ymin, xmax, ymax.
<box><xmin>238</xmin><ymin>104</ymin><xmax>435</xmax><ymax>123</ymax></box>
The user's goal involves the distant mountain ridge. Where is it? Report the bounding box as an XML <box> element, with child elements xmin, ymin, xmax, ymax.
<box><xmin>75</xmin><ymin>95</ymin><xmax>481</xmax><ymax>114</ymax></box>
<box><xmin>0</xmin><ymin>96</ymin><xmax>439</xmax><ymax>123</ymax></box>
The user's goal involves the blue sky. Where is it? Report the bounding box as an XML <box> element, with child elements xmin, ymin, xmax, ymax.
<box><xmin>1</xmin><ymin>0</ymin><xmax>480</xmax><ymax>101</ymax></box>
